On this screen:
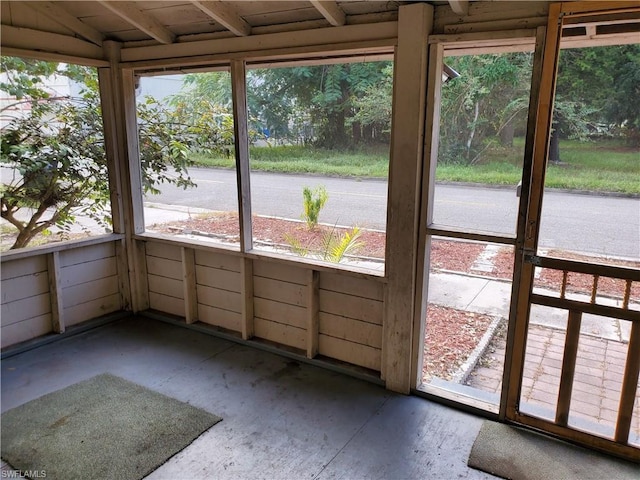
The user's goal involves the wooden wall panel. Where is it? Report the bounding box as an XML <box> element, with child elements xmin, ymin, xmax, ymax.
<box><xmin>253</xmin><ymin>260</ymin><xmax>307</xmax><ymax>285</ymax></box>
<box><xmin>148</xmin><ymin>274</ymin><xmax>184</xmax><ymax>299</ymax></box>
<box><xmin>2</xmin><ymin>255</ymin><xmax>52</xmax><ymax>348</ymax></box>
<box><xmin>64</xmin><ymin>293</ymin><xmax>121</xmax><ymax>327</ymax></box>
<box><xmin>193</xmin><ymin>250</ymin><xmax>242</xmax><ymax>330</ymax></box>
<box><xmin>1</xmin><ymin>240</ymin><xmax>124</xmax><ymax>349</ymax></box>
<box><xmin>59</xmin><ymin>257</ymin><xmax>118</xmax><ymax>287</ymax></box>
<box><xmin>195</xmin><ymin>265</ymin><xmax>241</xmax><ymax>292</ymax></box>
<box><xmin>146</xmin><ymin>241</ymin><xmax>184</xmax><ymax>315</ymax></box>
<box><xmin>197</xmin><ymin>285</ymin><xmax>241</xmax><ymax>312</ymax></box>
<box><xmin>1</xmin><ymin>293</ymin><xmax>51</xmax><ymax>327</ymax></box>
<box><xmin>59</xmin><ymin>242</ymin><xmax>121</xmax><ymax>325</ymax></box>
<box><xmin>198</xmin><ymin>304</ymin><xmax>242</xmax><ymax>331</ymax></box>
<box><xmin>319</xmin><ymin>312</ymin><xmax>383</xmax><ymax>349</ymax></box>
<box><xmin>319</xmin><ymin>271</ymin><xmax>384</xmax><ymax>300</ymax></box>
<box><xmin>254</xmin><ymin>297</ymin><xmax>306</xmax><ymax>329</ymax></box>
<box><xmin>251</xmin><ymin>259</ymin><xmax>309</xmax><ymax>350</ymax></box>
<box><xmin>319</xmin><ymin>290</ymin><xmax>383</xmax><ymax>325</ymax></box>
<box><xmin>1</xmin><ymin>267</ymin><xmax>49</xmax><ymax>303</ymax></box>
<box><xmin>318</xmin><ymin>271</ymin><xmax>384</xmax><ymax>371</ymax></box>
<box><xmin>195</xmin><ymin>249</ymin><xmax>241</xmax><ymax>272</ymax></box>
<box><xmin>149</xmin><ymin>292</ymin><xmax>185</xmax><ymax>317</ymax></box>
<box><xmin>1</xmin><ymin>255</ymin><xmax>47</xmax><ymax>282</ymax></box>
<box><xmin>254</xmin><ymin>317</ymin><xmax>307</xmax><ymax>350</ymax></box>
<box><xmin>254</xmin><ymin>277</ymin><xmax>307</xmax><ymax>307</ymax></box>
<box><xmin>1</xmin><ymin>314</ymin><xmax>52</xmax><ymax>349</ymax></box>
<box><xmin>318</xmin><ymin>334</ymin><xmax>381</xmax><ymax>371</ymax></box>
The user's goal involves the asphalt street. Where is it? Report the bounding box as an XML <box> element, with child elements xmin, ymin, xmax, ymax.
<box><xmin>144</xmin><ymin>167</ymin><xmax>634</xmax><ymax>260</ymax></box>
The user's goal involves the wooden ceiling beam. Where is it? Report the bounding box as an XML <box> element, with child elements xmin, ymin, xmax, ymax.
<box><xmin>310</xmin><ymin>1</ymin><xmax>346</xmax><ymax>27</ymax></box>
<box><xmin>191</xmin><ymin>1</ymin><xmax>251</xmax><ymax>37</ymax></box>
<box><xmin>98</xmin><ymin>1</ymin><xmax>176</xmax><ymax>44</ymax></box>
<box><xmin>25</xmin><ymin>2</ymin><xmax>105</xmax><ymax>46</ymax></box>
<box><xmin>448</xmin><ymin>0</ymin><xmax>470</xmax><ymax>16</ymax></box>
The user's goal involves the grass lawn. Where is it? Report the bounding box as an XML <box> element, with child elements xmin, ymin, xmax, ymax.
<box><xmin>192</xmin><ymin>139</ymin><xmax>639</xmax><ymax>194</ymax></box>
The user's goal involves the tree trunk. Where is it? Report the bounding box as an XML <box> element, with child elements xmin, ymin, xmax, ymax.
<box><xmin>549</xmin><ymin>123</ymin><xmax>561</xmax><ymax>164</ymax></box>
<box><xmin>500</xmin><ymin>117</ymin><xmax>516</xmax><ymax>147</ymax></box>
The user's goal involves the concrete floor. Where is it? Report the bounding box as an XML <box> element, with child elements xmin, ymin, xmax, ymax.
<box><xmin>1</xmin><ymin>317</ymin><xmax>498</xmax><ymax>480</ymax></box>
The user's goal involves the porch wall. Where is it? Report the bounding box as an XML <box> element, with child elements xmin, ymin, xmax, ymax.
<box><xmin>1</xmin><ymin>237</ymin><xmax>124</xmax><ymax>348</ymax></box>
<box><xmin>141</xmin><ymin>238</ymin><xmax>385</xmax><ymax>373</ymax></box>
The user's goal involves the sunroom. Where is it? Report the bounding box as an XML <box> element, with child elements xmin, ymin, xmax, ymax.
<box><xmin>1</xmin><ymin>1</ymin><xmax>639</xmax><ymax>477</ymax></box>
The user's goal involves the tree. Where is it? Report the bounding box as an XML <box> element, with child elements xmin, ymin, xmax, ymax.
<box><xmin>550</xmin><ymin>44</ymin><xmax>640</xmax><ymax>161</ymax></box>
<box><xmin>0</xmin><ymin>57</ymin><xmax>225</xmax><ymax>249</ymax></box>
<box><xmin>248</xmin><ymin>62</ymin><xmax>391</xmax><ymax>148</ymax></box>
<box><xmin>438</xmin><ymin>52</ymin><xmax>533</xmax><ymax>165</ymax></box>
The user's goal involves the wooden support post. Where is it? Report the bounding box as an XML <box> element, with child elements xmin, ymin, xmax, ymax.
<box><xmin>231</xmin><ymin>60</ymin><xmax>253</xmax><ymax>252</ymax></box>
<box><xmin>382</xmin><ymin>2</ymin><xmax>432</xmax><ymax>393</ymax></box>
<box><xmin>101</xmin><ymin>41</ymin><xmax>147</xmax><ymax>312</ymax></box>
<box><xmin>556</xmin><ymin>310</ymin><xmax>582</xmax><ymax>426</ymax></box>
<box><xmin>47</xmin><ymin>252</ymin><xmax>65</xmax><ymax>333</ymax></box>
<box><xmin>306</xmin><ymin>270</ymin><xmax>320</xmax><ymax>359</ymax></box>
<box><xmin>615</xmin><ymin>320</ymin><xmax>640</xmax><ymax>443</ymax></box>
<box><xmin>241</xmin><ymin>258</ymin><xmax>254</xmax><ymax>340</ymax></box>
<box><xmin>505</xmin><ymin>2</ymin><xmax>563</xmax><ymax>418</ymax></box>
<box><xmin>182</xmin><ymin>247</ymin><xmax>198</xmax><ymax>324</ymax></box>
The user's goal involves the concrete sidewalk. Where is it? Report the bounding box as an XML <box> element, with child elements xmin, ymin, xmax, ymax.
<box><xmin>428</xmin><ymin>271</ymin><xmax>634</xmax><ymax>343</ymax></box>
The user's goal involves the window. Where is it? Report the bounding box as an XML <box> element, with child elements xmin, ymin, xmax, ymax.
<box><xmin>0</xmin><ymin>57</ymin><xmax>111</xmax><ymax>251</ymax></box>
<box><xmin>136</xmin><ymin>71</ymin><xmax>240</xmax><ymax>249</ymax></box>
<box><xmin>245</xmin><ymin>59</ymin><xmax>393</xmax><ymax>272</ymax></box>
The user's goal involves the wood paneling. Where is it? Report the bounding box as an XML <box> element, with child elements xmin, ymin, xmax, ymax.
<box><xmin>319</xmin><ymin>271</ymin><xmax>384</xmax><ymax>300</ymax></box>
<box><xmin>319</xmin><ymin>334</ymin><xmax>381</xmax><ymax>371</ymax></box>
<box><xmin>197</xmin><ymin>285</ymin><xmax>242</xmax><ymax>313</ymax></box>
<box><xmin>59</xmin><ymin>257</ymin><xmax>118</xmax><ymax>287</ymax></box>
<box><xmin>254</xmin><ymin>297</ymin><xmax>306</xmax><ymax>328</ymax></box>
<box><xmin>64</xmin><ymin>293</ymin><xmax>121</xmax><ymax>327</ymax></box>
<box><xmin>196</xmin><ymin>265</ymin><xmax>241</xmax><ymax>292</ymax></box>
<box><xmin>198</xmin><ymin>304</ymin><xmax>242</xmax><ymax>331</ymax></box>
<box><xmin>149</xmin><ymin>291</ymin><xmax>185</xmax><ymax>317</ymax></box>
<box><xmin>254</xmin><ymin>317</ymin><xmax>306</xmax><ymax>350</ymax></box>
<box><xmin>319</xmin><ymin>312</ymin><xmax>383</xmax><ymax>349</ymax></box>
<box><xmin>195</xmin><ymin>249</ymin><xmax>241</xmax><ymax>272</ymax></box>
<box><xmin>1</xmin><ymin>314</ymin><xmax>52</xmax><ymax>349</ymax></box>
<box><xmin>148</xmin><ymin>274</ymin><xmax>184</xmax><ymax>300</ymax></box>
<box><xmin>319</xmin><ymin>290</ymin><xmax>382</xmax><ymax>325</ymax></box>
<box><xmin>1</xmin><ymin>293</ymin><xmax>51</xmax><ymax>326</ymax></box>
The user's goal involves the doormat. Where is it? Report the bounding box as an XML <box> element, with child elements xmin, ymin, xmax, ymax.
<box><xmin>468</xmin><ymin>421</ymin><xmax>638</xmax><ymax>480</ymax></box>
<box><xmin>1</xmin><ymin>373</ymin><xmax>222</xmax><ymax>480</ymax></box>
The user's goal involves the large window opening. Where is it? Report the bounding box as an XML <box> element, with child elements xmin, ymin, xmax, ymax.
<box><xmin>0</xmin><ymin>57</ymin><xmax>112</xmax><ymax>251</ymax></box>
<box><xmin>136</xmin><ymin>71</ymin><xmax>240</xmax><ymax>249</ymax></box>
<box><xmin>418</xmin><ymin>48</ymin><xmax>535</xmax><ymax>411</ymax></box>
<box><xmin>245</xmin><ymin>59</ymin><xmax>392</xmax><ymax>273</ymax></box>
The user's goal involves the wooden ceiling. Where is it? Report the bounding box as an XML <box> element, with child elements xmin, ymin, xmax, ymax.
<box><xmin>1</xmin><ymin>1</ymin><xmax>638</xmax><ymax>64</ymax></box>
<box><xmin>1</xmin><ymin>1</ymin><xmax>414</xmax><ymax>46</ymax></box>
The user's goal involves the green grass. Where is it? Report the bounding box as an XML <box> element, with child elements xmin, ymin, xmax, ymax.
<box><xmin>192</xmin><ymin>145</ymin><xmax>389</xmax><ymax>177</ymax></box>
<box><xmin>191</xmin><ymin>139</ymin><xmax>639</xmax><ymax>194</ymax></box>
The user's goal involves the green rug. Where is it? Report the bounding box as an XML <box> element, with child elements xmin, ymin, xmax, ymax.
<box><xmin>468</xmin><ymin>421</ymin><xmax>639</xmax><ymax>480</ymax></box>
<box><xmin>1</xmin><ymin>373</ymin><xmax>221</xmax><ymax>480</ymax></box>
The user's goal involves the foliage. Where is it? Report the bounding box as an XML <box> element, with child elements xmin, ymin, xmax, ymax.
<box><xmin>282</xmin><ymin>233</ymin><xmax>309</xmax><ymax>257</ymax></box>
<box><xmin>321</xmin><ymin>226</ymin><xmax>363</xmax><ymax>263</ymax></box>
<box><xmin>438</xmin><ymin>52</ymin><xmax>533</xmax><ymax>165</ymax></box>
<box><xmin>555</xmin><ymin>44</ymin><xmax>640</xmax><ymax>146</ymax></box>
<box><xmin>248</xmin><ymin>62</ymin><xmax>392</xmax><ymax>148</ymax></box>
<box><xmin>1</xmin><ymin>91</ymin><xmax>109</xmax><ymax>249</ymax></box>
<box><xmin>0</xmin><ymin>57</ymin><xmax>226</xmax><ymax>249</ymax></box>
<box><xmin>302</xmin><ymin>185</ymin><xmax>328</xmax><ymax>230</ymax></box>
<box><xmin>283</xmin><ymin>225</ymin><xmax>364</xmax><ymax>263</ymax></box>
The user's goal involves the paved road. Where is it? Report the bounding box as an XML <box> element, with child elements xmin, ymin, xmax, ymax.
<box><xmin>148</xmin><ymin>167</ymin><xmax>640</xmax><ymax>259</ymax></box>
